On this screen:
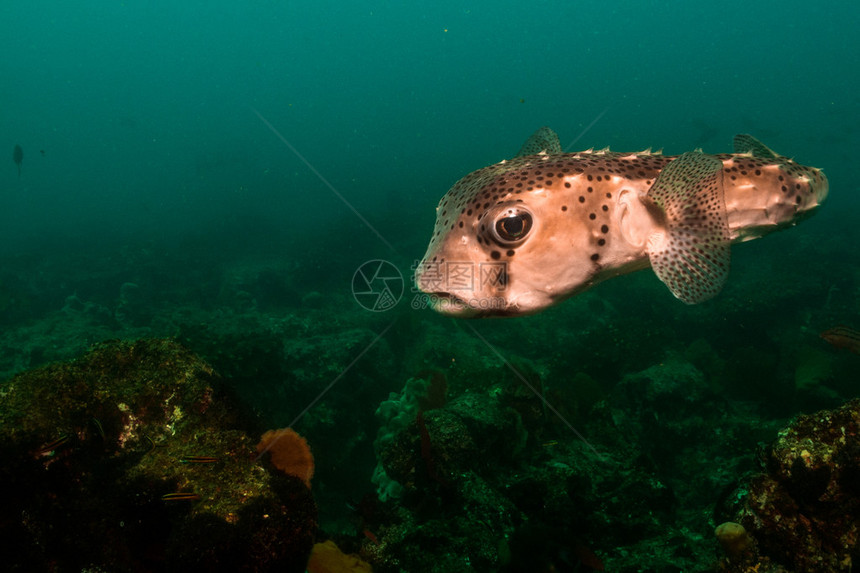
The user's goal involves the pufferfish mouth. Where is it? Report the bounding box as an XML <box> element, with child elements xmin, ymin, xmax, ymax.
<box><xmin>421</xmin><ymin>291</ymin><xmax>521</xmax><ymax>318</ymax></box>
<box><xmin>425</xmin><ymin>292</ymin><xmax>481</xmax><ymax>317</ymax></box>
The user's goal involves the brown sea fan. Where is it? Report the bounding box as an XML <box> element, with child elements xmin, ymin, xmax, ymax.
<box><xmin>256</xmin><ymin>427</ymin><xmax>314</xmax><ymax>488</ymax></box>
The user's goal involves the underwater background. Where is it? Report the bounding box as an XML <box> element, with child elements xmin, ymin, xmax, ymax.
<box><xmin>1</xmin><ymin>1</ymin><xmax>858</xmax><ymax>571</ymax></box>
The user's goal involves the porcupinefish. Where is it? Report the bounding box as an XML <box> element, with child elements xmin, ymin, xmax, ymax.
<box><xmin>414</xmin><ymin>127</ymin><xmax>828</xmax><ymax>317</ymax></box>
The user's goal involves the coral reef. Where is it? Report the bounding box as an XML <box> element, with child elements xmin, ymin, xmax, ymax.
<box><xmin>363</xmin><ymin>365</ymin><xmax>662</xmax><ymax>572</ymax></box>
<box><xmin>0</xmin><ymin>210</ymin><xmax>855</xmax><ymax>571</ymax></box>
<box><xmin>717</xmin><ymin>398</ymin><xmax>860</xmax><ymax>572</ymax></box>
<box><xmin>358</xmin><ymin>354</ymin><xmax>813</xmax><ymax>572</ymax></box>
<box><xmin>371</xmin><ymin>371</ymin><xmax>448</xmax><ymax>501</ymax></box>
<box><xmin>0</xmin><ymin>338</ymin><xmax>317</xmax><ymax>571</ymax></box>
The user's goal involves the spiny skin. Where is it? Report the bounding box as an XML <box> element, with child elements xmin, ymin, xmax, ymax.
<box><xmin>415</xmin><ymin>134</ymin><xmax>828</xmax><ymax>317</ymax></box>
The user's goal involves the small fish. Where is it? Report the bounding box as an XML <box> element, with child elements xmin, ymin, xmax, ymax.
<box><xmin>415</xmin><ymin>128</ymin><xmax>828</xmax><ymax>316</ymax></box>
<box><xmin>363</xmin><ymin>528</ymin><xmax>381</xmax><ymax>545</ymax></box>
<box><xmin>161</xmin><ymin>492</ymin><xmax>201</xmax><ymax>502</ymax></box>
<box><xmin>821</xmin><ymin>326</ymin><xmax>860</xmax><ymax>355</ymax></box>
<box><xmin>34</xmin><ymin>433</ymin><xmax>72</xmax><ymax>456</ymax></box>
<box><xmin>13</xmin><ymin>144</ymin><xmax>23</xmax><ymax>177</ymax></box>
<box><xmin>179</xmin><ymin>456</ymin><xmax>219</xmax><ymax>464</ymax></box>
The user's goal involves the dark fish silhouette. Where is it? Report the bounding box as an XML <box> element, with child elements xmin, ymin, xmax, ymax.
<box><xmin>13</xmin><ymin>144</ymin><xmax>23</xmax><ymax>177</ymax></box>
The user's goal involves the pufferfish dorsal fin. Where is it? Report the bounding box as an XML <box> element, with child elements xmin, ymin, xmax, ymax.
<box><xmin>733</xmin><ymin>134</ymin><xmax>778</xmax><ymax>159</ymax></box>
<box><xmin>515</xmin><ymin>126</ymin><xmax>563</xmax><ymax>157</ymax></box>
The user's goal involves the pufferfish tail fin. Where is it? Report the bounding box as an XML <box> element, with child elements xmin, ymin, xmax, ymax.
<box><xmin>516</xmin><ymin>126</ymin><xmax>563</xmax><ymax>157</ymax></box>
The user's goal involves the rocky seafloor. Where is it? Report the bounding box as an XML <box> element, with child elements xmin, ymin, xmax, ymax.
<box><xmin>0</xmin><ymin>223</ymin><xmax>858</xmax><ymax>571</ymax></box>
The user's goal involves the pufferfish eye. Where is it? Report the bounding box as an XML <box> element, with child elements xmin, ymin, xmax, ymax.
<box><xmin>490</xmin><ymin>206</ymin><xmax>534</xmax><ymax>245</ymax></box>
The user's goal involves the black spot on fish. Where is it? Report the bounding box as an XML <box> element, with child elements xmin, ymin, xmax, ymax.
<box><xmin>506</xmin><ymin>249</ymin><xmax>515</xmax><ymax>257</ymax></box>
<box><xmin>490</xmin><ymin>250</ymin><xmax>501</xmax><ymax>260</ymax></box>
<box><xmin>590</xmin><ymin>253</ymin><xmax>600</xmax><ymax>261</ymax></box>
<box><xmin>601</xmin><ymin>224</ymin><xmax>609</xmax><ymax>233</ymax></box>
<box><xmin>561</xmin><ymin>205</ymin><xmax>568</xmax><ymax>211</ymax></box>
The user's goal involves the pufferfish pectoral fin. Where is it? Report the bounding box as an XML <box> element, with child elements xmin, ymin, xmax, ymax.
<box><xmin>646</xmin><ymin>151</ymin><xmax>731</xmax><ymax>304</ymax></box>
<box><xmin>515</xmin><ymin>126</ymin><xmax>563</xmax><ymax>157</ymax></box>
<box><xmin>733</xmin><ymin>133</ymin><xmax>778</xmax><ymax>159</ymax></box>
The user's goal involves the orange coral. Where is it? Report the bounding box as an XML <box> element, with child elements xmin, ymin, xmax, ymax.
<box><xmin>306</xmin><ymin>540</ymin><xmax>373</xmax><ymax>573</ymax></box>
<box><xmin>715</xmin><ymin>521</ymin><xmax>753</xmax><ymax>562</ymax></box>
<box><xmin>256</xmin><ymin>427</ymin><xmax>314</xmax><ymax>487</ymax></box>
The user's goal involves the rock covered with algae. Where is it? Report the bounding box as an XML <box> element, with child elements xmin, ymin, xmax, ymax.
<box><xmin>717</xmin><ymin>398</ymin><xmax>860</xmax><ymax>572</ymax></box>
<box><xmin>0</xmin><ymin>338</ymin><xmax>317</xmax><ymax>572</ymax></box>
